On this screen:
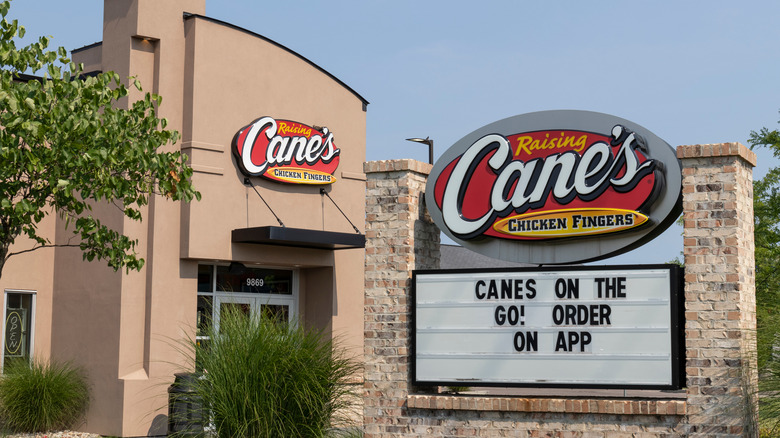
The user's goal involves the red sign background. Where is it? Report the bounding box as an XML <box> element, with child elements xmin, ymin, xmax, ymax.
<box><xmin>432</xmin><ymin>130</ymin><xmax>656</xmax><ymax>240</ymax></box>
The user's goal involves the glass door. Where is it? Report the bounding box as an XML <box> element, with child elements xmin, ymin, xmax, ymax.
<box><xmin>213</xmin><ymin>294</ymin><xmax>295</xmax><ymax>329</ymax></box>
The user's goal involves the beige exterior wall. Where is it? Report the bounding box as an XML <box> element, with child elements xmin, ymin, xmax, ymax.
<box><xmin>1</xmin><ymin>1</ymin><xmax>367</xmax><ymax>436</ymax></box>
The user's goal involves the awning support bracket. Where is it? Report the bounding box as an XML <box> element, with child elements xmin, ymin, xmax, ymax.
<box><xmin>244</xmin><ymin>178</ymin><xmax>285</xmax><ymax>227</ymax></box>
<box><xmin>320</xmin><ymin>188</ymin><xmax>360</xmax><ymax>234</ymax></box>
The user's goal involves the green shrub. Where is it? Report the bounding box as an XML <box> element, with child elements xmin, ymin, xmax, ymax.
<box><xmin>759</xmin><ymin>361</ymin><xmax>780</xmax><ymax>436</ymax></box>
<box><xmin>0</xmin><ymin>359</ymin><xmax>90</xmax><ymax>433</ymax></box>
<box><xmin>189</xmin><ymin>307</ymin><xmax>360</xmax><ymax>437</ymax></box>
<box><xmin>329</xmin><ymin>426</ymin><xmax>363</xmax><ymax>438</ymax></box>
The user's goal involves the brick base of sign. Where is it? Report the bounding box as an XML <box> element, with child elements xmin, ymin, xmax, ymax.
<box><xmin>363</xmin><ymin>143</ymin><xmax>757</xmax><ymax>438</ymax></box>
<box><xmin>407</xmin><ymin>395</ymin><xmax>687</xmax><ymax>416</ymax></box>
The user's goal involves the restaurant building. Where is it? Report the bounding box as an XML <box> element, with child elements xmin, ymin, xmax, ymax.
<box><xmin>0</xmin><ymin>1</ymin><xmax>368</xmax><ymax>435</ymax></box>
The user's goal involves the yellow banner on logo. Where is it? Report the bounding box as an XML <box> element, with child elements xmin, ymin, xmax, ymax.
<box><xmin>493</xmin><ymin>208</ymin><xmax>648</xmax><ymax>239</ymax></box>
<box><xmin>269</xmin><ymin>167</ymin><xmax>336</xmax><ymax>185</ymax></box>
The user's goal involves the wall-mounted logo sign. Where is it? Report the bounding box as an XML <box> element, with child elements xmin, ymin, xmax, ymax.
<box><xmin>425</xmin><ymin>111</ymin><xmax>682</xmax><ymax>264</ymax></box>
<box><xmin>233</xmin><ymin>116</ymin><xmax>339</xmax><ymax>184</ymax></box>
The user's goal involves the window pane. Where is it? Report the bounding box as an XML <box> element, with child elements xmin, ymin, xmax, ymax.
<box><xmin>197</xmin><ymin>265</ymin><xmax>213</xmax><ymax>293</ymax></box>
<box><xmin>219</xmin><ymin>302</ymin><xmax>251</xmax><ymax>333</ymax></box>
<box><xmin>196</xmin><ymin>296</ymin><xmax>213</xmax><ymax>337</ymax></box>
<box><xmin>216</xmin><ymin>265</ymin><xmax>292</xmax><ymax>295</ymax></box>
<box><xmin>260</xmin><ymin>304</ymin><xmax>289</xmax><ymax>323</ymax></box>
<box><xmin>220</xmin><ymin>302</ymin><xmax>251</xmax><ymax>317</ymax></box>
<box><xmin>195</xmin><ymin>338</ymin><xmax>209</xmax><ymax>372</ymax></box>
<box><xmin>4</xmin><ymin>293</ymin><xmax>33</xmax><ymax>371</ymax></box>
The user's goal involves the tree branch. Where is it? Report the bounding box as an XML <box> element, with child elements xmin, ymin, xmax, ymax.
<box><xmin>6</xmin><ymin>242</ymin><xmax>82</xmax><ymax>259</ymax></box>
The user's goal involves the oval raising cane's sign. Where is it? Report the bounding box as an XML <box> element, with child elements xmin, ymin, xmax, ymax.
<box><xmin>425</xmin><ymin>111</ymin><xmax>682</xmax><ymax>264</ymax></box>
<box><xmin>233</xmin><ymin>116</ymin><xmax>339</xmax><ymax>184</ymax></box>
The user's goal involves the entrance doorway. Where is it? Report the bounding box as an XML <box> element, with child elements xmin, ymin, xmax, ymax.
<box><xmin>197</xmin><ymin>264</ymin><xmax>297</xmax><ymax>348</ymax></box>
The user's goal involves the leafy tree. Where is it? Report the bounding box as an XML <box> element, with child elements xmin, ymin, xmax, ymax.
<box><xmin>749</xmin><ymin>118</ymin><xmax>780</xmax><ymax>372</ymax></box>
<box><xmin>749</xmin><ymin>114</ymin><xmax>780</xmax><ymax>433</ymax></box>
<box><xmin>0</xmin><ymin>0</ymin><xmax>199</xmax><ymax>278</ymax></box>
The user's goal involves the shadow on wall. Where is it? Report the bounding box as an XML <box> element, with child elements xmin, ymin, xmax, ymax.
<box><xmin>148</xmin><ymin>414</ymin><xmax>167</xmax><ymax>436</ymax></box>
<box><xmin>414</xmin><ymin>195</ymin><xmax>440</xmax><ymax>271</ymax></box>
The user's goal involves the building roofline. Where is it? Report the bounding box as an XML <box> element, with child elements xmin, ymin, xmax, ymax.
<box><xmin>13</xmin><ymin>72</ymin><xmax>42</xmax><ymax>82</ymax></box>
<box><xmin>9</xmin><ymin>71</ymin><xmax>101</xmax><ymax>82</ymax></box>
<box><xmin>183</xmin><ymin>13</ymin><xmax>369</xmax><ymax>108</ymax></box>
<box><xmin>72</xmin><ymin>41</ymin><xmax>102</xmax><ymax>54</ymax></box>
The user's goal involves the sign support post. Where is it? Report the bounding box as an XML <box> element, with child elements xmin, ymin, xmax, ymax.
<box><xmin>678</xmin><ymin>142</ymin><xmax>758</xmax><ymax>434</ymax></box>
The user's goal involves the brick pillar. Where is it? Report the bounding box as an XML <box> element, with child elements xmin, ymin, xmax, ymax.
<box><xmin>363</xmin><ymin>159</ymin><xmax>440</xmax><ymax>437</ymax></box>
<box><xmin>678</xmin><ymin>143</ymin><xmax>757</xmax><ymax>436</ymax></box>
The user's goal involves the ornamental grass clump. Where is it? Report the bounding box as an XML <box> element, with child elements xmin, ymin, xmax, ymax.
<box><xmin>190</xmin><ymin>307</ymin><xmax>360</xmax><ymax>437</ymax></box>
<box><xmin>0</xmin><ymin>359</ymin><xmax>90</xmax><ymax>433</ymax></box>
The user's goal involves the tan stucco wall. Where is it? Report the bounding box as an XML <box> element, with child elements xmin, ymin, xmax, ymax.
<box><xmin>179</xmin><ymin>12</ymin><xmax>367</xmax><ymax>362</ymax></box>
<box><xmin>6</xmin><ymin>1</ymin><xmax>367</xmax><ymax>436</ymax></box>
<box><xmin>180</xmin><ymin>16</ymin><xmax>366</xmax><ymax>259</ymax></box>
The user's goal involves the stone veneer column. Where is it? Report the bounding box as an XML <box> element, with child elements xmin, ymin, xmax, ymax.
<box><xmin>363</xmin><ymin>160</ymin><xmax>439</xmax><ymax>437</ymax></box>
<box><xmin>678</xmin><ymin>143</ymin><xmax>757</xmax><ymax>436</ymax></box>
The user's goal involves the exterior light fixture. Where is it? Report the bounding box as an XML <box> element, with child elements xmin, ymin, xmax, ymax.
<box><xmin>228</xmin><ymin>261</ymin><xmax>247</xmax><ymax>275</ymax></box>
<box><xmin>406</xmin><ymin>137</ymin><xmax>434</xmax><ymax>164</ymax></box>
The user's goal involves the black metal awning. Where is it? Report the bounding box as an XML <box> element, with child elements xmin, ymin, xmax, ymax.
<box><xmin>232</xmin><ymin>226</ymin><xmax>365</xmax><ymax>250</ymax></box>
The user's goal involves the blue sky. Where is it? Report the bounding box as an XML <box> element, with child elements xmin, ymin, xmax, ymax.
<box><xmin>10</xmin><ymin>1</ymin><xmax>780</xmax><ymax>264</ymax></box>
